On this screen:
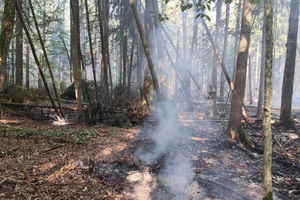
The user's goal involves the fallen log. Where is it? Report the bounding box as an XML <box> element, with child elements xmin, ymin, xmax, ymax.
<box><xmin>1</xmin><ymin>102</ymin><xmax>80</xmax><ymax>111</ymax></box>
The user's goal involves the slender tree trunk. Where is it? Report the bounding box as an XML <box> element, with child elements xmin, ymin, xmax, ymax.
<box><xmin>15</xmin><ymin>1</ymin><xmax>61</xmax><ymax>119</ymax></box>
<box><xmin>212</xmin><ymin>0</ymin><xmax>223</xmax><ymax>93</ymax></box>
<box><xmin>129</xmin><ymin>0</ymin><xmax>161</xmax><ymax>102</ymax></box>
<box><xmin>228</xmin><ymin>0</ymin><xmax>253</xmax><ymax>142</ymax></box>
<box><xmin>29</xmin><ymin>0</ymin><xmax>65</xmax><ymax>118</ymax></box>
<box><xmin>16</xmin><ymin>0</ymin><xmax>23</xmax><ymax>86</ymax></box>
<box><xmin>257</xmin><ymin>15</ymin><xmax>266</xmax><ymax>117</ymax></box>
<box><xmin>85</xmin><ymin>0</ymin><xmax>99</xmax><ymax>101</ymax></box>
<box><xmin>248</xmin><ymin>54</ymin><xmax>253</xmax><ymax>104</ymax></box>
<box><xmin>98</xmin><ymin>0</ymin><xmax>110</xmax><ymax>103</ymax></box>
<box><xmin>232</xmin><ymin>0</ymin><xmax>242</xmax><ymax>84</ymax></box>
<box><xmin>152</xmin><ymin>0</ymin><xmax>166</xmax><ymax>100</ymax></box>
<box><xmin>127</xmin><ymin>31</ymin><xmax>135</xmax><ymax>98</ymax></box>
<box><xmin>280</xmin><ymin>0</ymin><xmax>299</xmax><ymax>129</ymax></box>
<box><xmin>0</xmin><ymin>0</ymin><xmax>15</xmax><ymax>91</ymax></box>
<box><xmin>122</xmin><ymin>3</ymin><xmax>128</xmax><ymax>97</ymax></box>
<box><xmin>263</xmin><ymin>0</ymin><xmax>274</xmax><ymax>199</ymax></box>
<box><xmin>70</xmin><ymin>0</ymin><xmax>83</xmax><ymax>123</ymax></box>
<box><xmin>25</xmin><ymin>44</ymin><xmax>29</xmax><ymax>88</ymax></box>
<box><xmin>11</xmin><ymin>38</ymin><xmax>15</xmax><ymax>85</ymax></box>
<box><xmin>220</xmin><ymin>2</ymin><xmax>230</xmax><ymax>101</ymax></box>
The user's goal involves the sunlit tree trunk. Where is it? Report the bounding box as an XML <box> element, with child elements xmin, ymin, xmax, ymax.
<box><xmin>228</xmin><ymin>0</ymin><xmax>253</xmax><ymax>143</ymax></box>
<box><xmin>16</xmin><ymin>0</ymin><xmax>23</xmax><ymax>86</ymax></box>
<box><xmin>71</xmin><ymin>0</ymin><xmax>83</xmax><ymax>123</ymax></box>
<box><xmin>263</xmin><ymin>0</ymin><xmax>274</xmax><ymax>199</ymax></box>
<box><xmin>280</xmin><ymin>0</ymin><xmax>299</xmax><ymax>129</ymax></box>
<box><xmin>0</xmin><ymin>0</ymin><xmax>15</xmax><ymax>91</ymax></box>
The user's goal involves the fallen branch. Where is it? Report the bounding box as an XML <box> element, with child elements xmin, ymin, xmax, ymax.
<box><xmin>274</xmin><ymin>137</ymin><xmax>293</xmax><ymax>157</ymax></box>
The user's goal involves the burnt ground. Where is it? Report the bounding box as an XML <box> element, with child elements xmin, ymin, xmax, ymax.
<box><xmin>0</xmin><ymin>104</ymin><xmax>299</xmax><ymax>199</ymax></box>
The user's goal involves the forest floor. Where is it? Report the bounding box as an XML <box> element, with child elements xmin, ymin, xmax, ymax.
<box><xmin>0</xmin><ymin>104</ymin><xmax>299</xmax><ymax>200</ymax></box>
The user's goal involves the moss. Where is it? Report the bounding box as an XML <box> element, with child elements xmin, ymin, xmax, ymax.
<box><xmin>238</xmin><ymin>125</ymin><xmax>255</xmax><ymax>148</ymax></box>
<box><xmin>263</xmin><ymin>192</ymin><xmax>273</xmax><ymax>200</ymax></box>
<box><xmin>107</xmin><ymin>114</ymin><xmax>132</xmax><ymax>129</ymax></box>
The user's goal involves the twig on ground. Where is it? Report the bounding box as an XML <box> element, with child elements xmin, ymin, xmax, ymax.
<box><xmin>274</xmin><ymin>137</ymin><xmax>293</xmax><ymax>157</ymax></box>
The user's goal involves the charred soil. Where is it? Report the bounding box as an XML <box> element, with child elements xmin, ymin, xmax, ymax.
<box><xmin>0</xmin><ymin>105</ymin><xmax>299</xmax><ymax>199</ymax></box>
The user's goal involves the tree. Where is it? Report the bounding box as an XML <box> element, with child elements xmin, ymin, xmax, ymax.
<box><xmin>16</xmin><ymin>0</ymin><xmax>23</xmax><ymax>86</ymax></box>
<box><xmin>263</xmin><ymin>1</ymin><xmax>274</xmax><ymax>199</ymax></box>
<box><xmin>279</xmin><ymin>0</ymin><xmax>299</xmax><ymax>129</ymax></box>
<box><xmin>128</xmin><ymin>0</ymin><xmax>161</xmax><ymax>103</ymax></box>
<box><xmin>70</xmin><ymin>0</ymin><xmax>83</xmax><ymax>123</ymax></box>
<box><xmin>257</xmin><ymin>14</ymin><xmax>266</xmax><ymax>117</ymax></box>
<box><xmin>0</xmin><ymin>0</ymin><xmax>15</xmax><ymax>91</ymax></box>
<box><xmin>228</xmin><ymin>0</ymin><xmax>253</xmax><ymax>145</ymax></box>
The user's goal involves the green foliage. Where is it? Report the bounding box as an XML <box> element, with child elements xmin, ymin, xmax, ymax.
<box><xmin>3</xmin><ymin>85</ymin><xmax>28</xmax><ymax>103</ymax></box>
<box><xmin>5</xmin><ymin>127</ymin><xmax>97</xmax><ymax>144</ymax></box>
<box><xmin>105</xmin><ymin>114</ymin><xmax>132</xmax><ymax>129</ymax></box>
<box><xmin>181</xmin><ymin>3</ymin><xmax>193</xmax><ymax>12</ymax></box>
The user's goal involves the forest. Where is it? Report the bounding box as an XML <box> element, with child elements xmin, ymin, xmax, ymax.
<box><xmin>0</xmin><ymin>0</ymin><xmax>299</xmax><ymax>199</ymax></box>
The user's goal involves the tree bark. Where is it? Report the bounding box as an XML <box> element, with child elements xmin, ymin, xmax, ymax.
<box><xmin>70</xmin><ymin>0</ymin><xmax>83</xmax><ymax>123</ymax></box>
<box><xmin>85</xmin><ymin>0</ymin><xmax>99</xmax><ymax>101</ymax></box>
<box><xmin>213</xmin><ymin>0</ymin><xmax>223</xmax><ymax>96</ymax></box>
<box><xmin>220</xmin><ymin>2</ymin><xmax>230</xmax><ymax>101</ymax></box>
<box><xmin>257</xmin><ymin>14</ymin><xmax>266</xmax><ymax>117</ymax></box>
<box><xmin>228</xmin><ymin>0</ymin><xmax>252</xmax><ymax>141</ymax></box>
<box><xmin>129</xmin><ymin>0</ymin><xmax>161</xmax><ymax>102</ymax></box>
<box><xmin>15</xmin><ymin>0</ymin><xmax>23</xmax><ymax>86</ymax></box>
<box><xmin>0</xmin><ymin>0</ymin><xmax>15</xmax><ymax>91</ymax></box>
<box><xmin>15</xmin><ymin>1</ymin><xmax>61</xmax><ymax>119</ymax></box>
<box><xmin>25</xmin><ymin>44</ymin><xmax>29</xmax><ymax>88</ymax></box>
<box><xmin>263</xmin><ymin>0</ymin><xmax>274</xmax><ymax>199</ymax></box>
<box><xmin>280</xmin><ymin>0</ymin><xmax>299</xmax><ymax>129</ymax></box>
<box><xmin>29</xmin><ymin>0</ymin><xmax>65</xmax><ymax>118</ymax></box>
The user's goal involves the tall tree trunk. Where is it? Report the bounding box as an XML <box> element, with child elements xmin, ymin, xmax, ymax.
<box><xmin>15</xmin><ymin>1</ymin><xmax>61</xmax><ymax>119</ymax></box>
<box><xmin>29</xmin><ymin>0</ymin><xmax>65</xmax><ymax>118</ymax></box>
<box><xmin>232</xmin><ymin>0</ymin><xmax>242</xmax><ymax>83</ymax></box>
<box><xmin>248</xmin><ymin>54</ymin><xmax>253</xmax><ymax>104</ymax></box>
<box><xmin>257</xmin><ymin>15</ymin><xmax>266</xmax><ymax>117</ymax></box>
<box><xmin>70</xmin><ymin>0</ymin><xmax>83</xmax><ymax>123</ymax></box>
<box><xmin>152</xmin><ymin>0</ymin><xmax>166</xmax><ymax>100</ymax></box>
<box><xmin>220</xmin><ymin>2</ymin><xmax>230</xmax><ymax>101</ymax></box>
<box><xmin>98</xmin><ymin>0</ymin><xmax>110</xmax><ymax>103</ymax></box>
<box><xmin>127</xmin><ymin>30</ymin><xmax>135</xmax><ymax>98</ymax></box>
<box><xmin>141</xmin><ymin>0</ymin><xmax>155</xmax><ymax>108</ymax></box>
<box><xmin>263</xmin><ymin>0</ymin><xmax>274</xmax><ymax>199</ymax></box>
<box><xmin>11</xmin><ymin>38</ymin><xmax>15</xmax><ymax>85</ymax></box>
<box><xmin>280</xmin><ymin>0</ymin><xmax>299</xmax><ymax>129</ymax></box>
<box><xmin>212</xmin><ymin>0</ymin><xmax>223</xmax><ymax>94</ymax></box>
<box><xmin>228</xmin><ymin>0</ymin><xmax>253</xmax><ymax>143</ymax></box>
<box><xmin>129</xmin><ymin>0</ymin><xmax>161</xmax><ymax>102</ymax></box>
<box><xmin>122</xmin><ymin>2</ymin><xmax>128</xmax><ymax>97</ymax></box>
<box><xmin>16</xmin><ymin>0</ymin><xmax>23</xmax><ymax>86</ymax></box>
<box><xmin>0</xmin><ymin>0</ymin><xmax>15</xmax><ymax>91</ymax></box>
<box><xmin>25</xmin><ymin>44</ymin><xmax>30</xmax><ymax>88</ymax></box>
<box><xmin>85</xmin><ymin>0</ymin><xmax>99</xmax><ymax>101</ymax></box>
